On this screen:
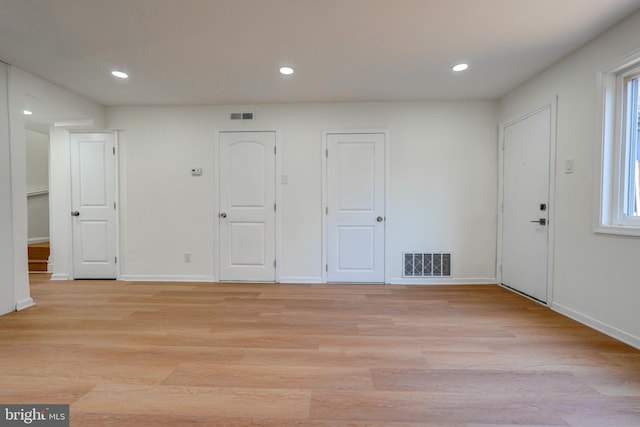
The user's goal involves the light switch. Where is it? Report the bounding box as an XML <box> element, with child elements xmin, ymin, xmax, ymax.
<box><xmin>564</xmin><ymin>159</ymin><xmax>574</xmax><ymax>174</ymax></box>
<box><xmin>281</xmin><ymin>174</ymin><xmax>289</xmax><ymax>185</ymax></box>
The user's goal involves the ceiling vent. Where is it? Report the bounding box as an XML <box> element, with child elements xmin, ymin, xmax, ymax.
<box><xmin>230</xmin><ymin>112</ymin><xmax>254</xmax><ymax>120</ymax></box>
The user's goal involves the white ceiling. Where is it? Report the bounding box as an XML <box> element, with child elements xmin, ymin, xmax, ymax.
<box><xmin>1</xmin><ymin>0</ymin><xmax>640</xmax><ymax>107</ymax></box>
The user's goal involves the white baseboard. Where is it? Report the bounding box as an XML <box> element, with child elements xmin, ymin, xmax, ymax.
<box><xmin>278</xmin><ymin>276</ymin><xmax>323</xmax><ymax>284</ymax></box>
<box><xmin>119</xmin><ymin>275</ymin><xmax>216</xmax><ymax>282</ymax></box>
<box><xmin>51</xmin><ymin>274</ymin><xmax>70</xmax><ymax>281</ymax></box>
<box><xmin>16</xmin><ymin>297</ymin><xmax>35</xmax><ymax>311</ymax></box>
<box><xmin>27</xmin><ymin>237</ymin><xmax>49</xmax><ymax>244</ymax></box>
<box><xmin>388</xmin><ymin>277</ymin><xmax>497</xmax><ymax>285</ymax></box>
<box><xmin>552</xmin><ymin>302</ymin><xmax>640</xmax><ymax>350</ymax></box>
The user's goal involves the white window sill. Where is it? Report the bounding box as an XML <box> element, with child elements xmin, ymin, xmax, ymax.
<box><xmin>594</xmin><ymin>224</ymin><xmax>640</xmax><ymax>237</ymax></box>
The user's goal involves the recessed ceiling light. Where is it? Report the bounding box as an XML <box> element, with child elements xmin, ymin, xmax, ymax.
<box><xmin>279</xmin><ymin>66</ymin><xmax>294</xmax><ymax>76</ymax></box>
<box><xmin>452</xmin><ymin>63</ymin><xmax>469</xmax><ymax>72</ymax></box>
<box><xmin>23</xmin><ymin>110</ymin><xmax>33</xmax><ymax>115</ymax></box>
<box><xmin>111</xmin><ymin>70</ymin><xmax>129</xmax><ymax>79</ymax></box>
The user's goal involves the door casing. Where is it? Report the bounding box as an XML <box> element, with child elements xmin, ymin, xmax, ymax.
<box><xmin>497</xmin><ymin>99</ymin><xmax>557</xmax><ymax>304</ymax></box>
<box><xmin>322</xmin><ymin>130</ymin><xmax>390</xmax><ymax>283</ymax></box>
<box><xmin>69</xmin><ymin>131</ymin><xmax>119</xmax><ymax>280</ymax></box>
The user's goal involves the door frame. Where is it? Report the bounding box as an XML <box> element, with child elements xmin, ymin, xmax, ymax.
<box><xmin>497</xmin><ymin>99</ymin><xmax>557</xmax><ymax>305</ymax></box>
<box><xmin>69</xmin><ymin>130</ymin><xmax>120</xmax><ymax>280</ymax></box>
<box><xmin>214</xmin><ymin>129</ymin><xmax>280</xmax><ymax>282</ymax></box>
<box><xmin>321</xmin><ymin>129</ymin><xmax>390</xmax><ymax>284</ymax></box>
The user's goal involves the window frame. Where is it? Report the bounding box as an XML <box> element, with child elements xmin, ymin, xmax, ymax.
<box><xmin>595</xmin><ymin>50</ymin><xmax>640</xmax><ymax>236</ymax></box>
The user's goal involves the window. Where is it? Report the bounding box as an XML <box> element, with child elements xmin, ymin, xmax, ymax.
<box><xmin>596</xmin><ymin>51</ymin><xmax>640</xmax><ymax>236</ymax></box>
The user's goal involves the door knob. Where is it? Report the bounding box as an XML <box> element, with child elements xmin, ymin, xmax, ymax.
<box><xmin>530</xmin><ymin>218</ymin><xmax>546</xmax><ymax>225</ymax></box>
<box><xmin>219</xmin><ymin>212</ymin><xmax>227</xmax><ymax>218</ymax></box>
<box><xmin>376</xmin><ymin>216</ymin><xmax>384</xmax><ymax>222</ymax></box>
<box><xmin>71</xmin><ymin>211</ymin><xmax>80</xmax><ymax>217</ymax></box>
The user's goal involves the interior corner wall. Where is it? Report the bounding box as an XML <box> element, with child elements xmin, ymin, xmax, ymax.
<box><xmin>499</xmin><ymin>10</ymin><xmax>640</xmax><ymax>347</ymax></box>
<box><xmin>0</xmin><ymin>62</ymin><xmax>15</xmax><ymax>315</ymax></box>
<box><xmin>26</xmin><ymin>129</ymin><xmax>50</xmax><ymax>241</ymax></box>
<box><xmin>7</xmin><ymin>66</ymin><xmax>105</xmax><ymax>286</ymax></box>
<box><xmin>107</xmin><ymin>101</ymin><xmax>498</xmax><ymax>284</ymax></box>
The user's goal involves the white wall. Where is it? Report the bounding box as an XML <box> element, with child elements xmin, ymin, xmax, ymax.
<box><xmin>0</xmin><ymin>62</ymin><xmax>15</xmax><ymax>315</ymax></box>
<box><xmin>499</xmin><ymin>10</ymin><xmax>640</xmax><ymax>346</ymax></box>
<box><xmin>107</xmin><ymin>101</ymin><xmax>498</xmax><ymax>283</ymax></box>
<box><xmin>26</xmin><ymin>129</ymin><xmax>49</xmax><ymax>241</ymax></box>
<box><xmin>6</xmin><ymin>66</ymin><xmax>105</xmax><ymax>295</ymax></box>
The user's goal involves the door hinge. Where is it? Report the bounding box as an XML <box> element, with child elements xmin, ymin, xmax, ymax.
<box><xmin>274</xmin><ymin>146</ymin><xmax>277</xmax><ymax>155</ymax></box>
<box><xmin>326</xmin><ymin>149</ymin><xmax>328</xmax><ymax>157</ymax></box>
<box><xmin>114</xmin><ymin>202</ymin><xmax>117</xmax><ymax>210</ymax></box>
<box><xmin>325</xmin><ymin>264</ymin><xmax>328</xmax><ymax>272</ymax></box>
<box><xmin>325</xmin><ymin>207</ymin><xmax>328</xmax><ymax>215</ymax></box>
<box><xmin>115</xmin><ymin>256</ymin><xmax>118</xmax><ymax>264</ymax></box>
<box><xmin>274</xmin><ymin>203</ymin><xmax>277</xmax><ymax>211</ymax></box>
<box><xmin>113</xmin><ymin>147</ymin><xmax>116</xmax><ymax>155</ymax></box>
<box><xmin>274</xmin><ymin>260</ymin><xmax>277</xmax><ymax>268</ymax></box>
<box><xmin>499</xmin><ymin>265</ymin><xmax>502</xmax><ymax>273</ymax></box>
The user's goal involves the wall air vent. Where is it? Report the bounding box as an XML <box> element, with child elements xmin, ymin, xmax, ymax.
<box><xmin>403</xmin><ymin>252</ymin><xmax>451</xmax><ymax>277</ymax></box>
<box><xmin>230</xmin><ymin>112</ymin><xmax>254</xmax><ymax>120</ymax></box>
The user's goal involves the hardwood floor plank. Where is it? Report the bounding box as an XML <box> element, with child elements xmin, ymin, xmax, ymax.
<box><xmin>0</xmin><ymin>277</ymin><xmax>636</xmax><ymax>426</ymax></box>
<box><xmin>73</xmin><ymin>384</ymin><xmax>311</xmax><ymax>419</ymax></box>
<box><xmin>164</xmin><ymin>364</ymin><xmax>374</xmax><ymax>390</ymax></box>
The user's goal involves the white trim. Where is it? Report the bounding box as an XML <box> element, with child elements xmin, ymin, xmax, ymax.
<box><xmin>594</xmin><ymin>49</ymin><xmax>640</xmax><ymax>236</ymax></box>
<box><xmin>27</xmin><ymin>189</ymin><xmax>48</xmax><ymax>197</ymax></box>
<box><xmin>389</xmin><ymin>277</ymin><xmax>496</xmax><ymax>285</ymax></box>
<box><xmin>552</xmin><ymin>302</ymin><xmax>640</xmax><ymax>350</ymax></box>
<box><xmin>68</xmin><ymin>130</ymin><xmax>120</xmax><ymax>280</ymax></box>
<box><xmin>497</xmin><ymin>98</ymin><xmax>557</xmax><ymax>306</ymax></box>
<box><xmin>119</xmin><ymin>275</ymin><xmax>216</xmax><ymax>282</ymax></box>
<box><xmin>114</xmin><ymin>131</ymin><xmax>121</xmax><ymax>280</ymax></box>
<box><xmin>51</xmin><ymin>273</ymin><xmax>70</xmax><ymax>281</ymax></box>
<box><xmin>278</xmin><ymin>276</ymin><xmax>323</xmax><ymax>284</ymax></box>
<box><xmin>27</xmin><ymin>237</ymin><xmax>49</xmax><ymax>244</ymax></box>
<box><xmin>321</xmin><ymin>129</ymin><xmax>390</xmax><ymax>284</ymax></box>
<box><xmin>16</xmin><ymin>297</ymin><xmax>35</xmax><ymax>311</ymax></box>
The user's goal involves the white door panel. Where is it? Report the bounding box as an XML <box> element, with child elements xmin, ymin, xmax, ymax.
<box><xmin>501</xmin><ymin>107</ymin><xmax>552</xmax><ymax>302</ymax></box>
<box><xmin>70</xmin><ymin>132</ymin><xmax>117</xmax><ymax>279</ymax></box>
<box><xmin>219</xmin><ymin>131</ymin><xmax>276</xmax><ymax>282</ymax></box>
<box><xmin>327</xmin><ymin>133</ymin><xmax>385</xmax><ymax>282</ymax></box>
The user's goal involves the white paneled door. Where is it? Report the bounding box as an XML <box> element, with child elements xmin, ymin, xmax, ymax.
<box><xmin>218</xmin><ymin>131</ymin><xmax>276</xmax><ymax>282</ymax></box>
<box><xmin>501</xmin><ymin>105</ymin><xmax>554</xmax><ymax>303</ymax></box>
<box><xmin>326</xmin><ymin>133</ymin><xmax>385</xmax><ymax>283</ymax></box>
<box><xmin>70</xmin><ymin>132</ymin><xmax>117</xmax><ymax>279</ymax></box>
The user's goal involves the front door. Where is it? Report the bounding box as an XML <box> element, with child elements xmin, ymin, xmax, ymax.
<box><xmin>218</xmin><ymin>131</ymin><xmax>276</xmax><ymax>282</ymax></box>
<box><xmin>70</xmin><ymin>132</ymin><xmax>117</xmax><ymax>279</ymax></box>
<box><xmin>326</xmin><ymin>132</ymin><xmax>386</xmax><ymax>283</ymax></box>
<box><xmin>500</xmin><ymin>104</ymin><xmax>554</xmax><ymax>303</ymax></box>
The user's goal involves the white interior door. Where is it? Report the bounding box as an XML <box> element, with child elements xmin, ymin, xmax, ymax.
<box><xmin>326</xmin><ymin>133</ymin><xmax>385</xmax><ymax>283</ymax></box>
<box><xmin>70</xmin><ymin>132</ymin><xmax>117</xmax><ymax>279</ymax></box>
<box><xmin>501</xmin><ymin>106</ymin><xmax>553</xmax><ymax>303</ymax></box>
<box><xmin>219</xmin><ymin>131</ymin><xmax>276</xmax><ymax>282</ymax></box>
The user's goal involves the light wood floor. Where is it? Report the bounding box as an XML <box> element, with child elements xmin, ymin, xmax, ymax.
<box><xmin>1</xmin><ymin>276</ymin><xmax>639</xmax><ymax>426</ymax></box>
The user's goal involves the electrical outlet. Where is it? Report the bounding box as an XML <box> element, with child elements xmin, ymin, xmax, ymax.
<box><xmin>184</xmin><ymin>253</ymin><xmax>192</xmax><ymax>263</ymax></box>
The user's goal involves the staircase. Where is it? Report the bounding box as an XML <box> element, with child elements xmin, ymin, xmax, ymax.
<box><xmin>28</xmin><ymin>242</ymin><xmax>50</xmax><ymax>272</ymax></box>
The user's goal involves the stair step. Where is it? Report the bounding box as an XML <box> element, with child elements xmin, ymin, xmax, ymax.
<box><xmin>28</xmin><ymin>246</ymin><xmax>50</xmax><ymax>260</ymax></box>
<box><xmin>28</xmin><ymin>242</ymin><xmax>50</xmax><ymax>272</ymax></box>
<box><xmin>29</xmin><ymin>260</ymin><xmax>48</xmax><ymax>272</ymax></box>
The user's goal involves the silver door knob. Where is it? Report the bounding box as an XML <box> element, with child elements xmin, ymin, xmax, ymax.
<box><xmin>71</xmin><ymin>211</ymin><xmax>80</xmax><ymax>217</ymax></box>
<box><xmin>219</xmin><ymin>212</ymin><xmax>227</xmax><ymax>218</ymax></box>
<box><xmin>376</xmin><ymin>216</ymin><xmax>384</xmax><ymax>222</ymax></box>
<box><xmin>530</xmin><ymin>218</ymin><xmax>546</xmax><ymax>225</ymax></box>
